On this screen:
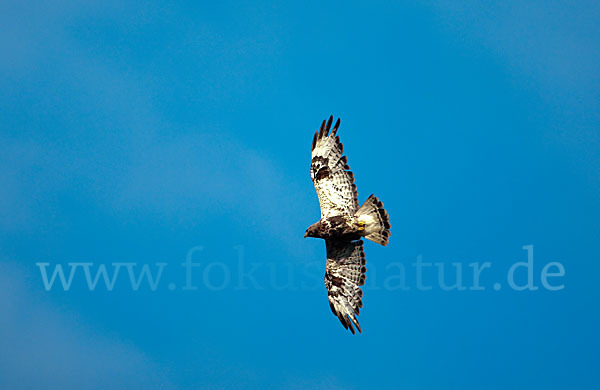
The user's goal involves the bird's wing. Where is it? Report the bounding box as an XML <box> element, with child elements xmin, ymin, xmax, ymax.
<box><xmin>311</xmin><ymin>116</ymin><xmax>359</xmax><ymax>219</ymax></box>
<box><xmin>324</xmin><ymin>239</ymin><xmax>366</xmax><ymax>334</ymax></box>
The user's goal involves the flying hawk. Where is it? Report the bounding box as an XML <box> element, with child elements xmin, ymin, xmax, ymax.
<box><xmin>305</xmin><ymin>115</ymin><xmax>391</xmax><ymax>334</ymax></box>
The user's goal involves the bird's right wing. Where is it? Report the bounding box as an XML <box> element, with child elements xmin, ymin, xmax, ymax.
<box><xmin>311</xmin><ymin>116</ymin><xmax>359</xmax><ymax>219</ymax></box>
<box><xmin>324</xmin><ymin>239</ymin><xmax>366</xmax><ymax>334</ymax></box>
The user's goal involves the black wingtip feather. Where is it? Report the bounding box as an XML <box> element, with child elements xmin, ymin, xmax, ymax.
<box><xmin>346</xmin><ymin>316</ymin><xmax>356</xmax><ymax>334</ymax></box>
<box><xmin>352</xmin><ymin>316</ymin><xmax>362</xmax><ymax>333</ymax></box>
<box><xmin>313</xmin><ymin>117</ymin><xmax>342</xmax><ymax>147</ymax></box>
<box><xmin>331</xmin><ymin>118</ymin><xmax>341</xmax><ymax>136</ymax></box>
<box><xmin>329</xmin><ymin>301</ymin><xmax>337</xmax><ymax>315</ymax></box>
<box><xmin>338</xmin><ymin>313</ymin><xmax>348</xmax><ymax>329</ymax></box>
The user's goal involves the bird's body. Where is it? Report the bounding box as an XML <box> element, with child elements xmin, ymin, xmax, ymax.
<box><xmin>305</xmin><ymin>215</ymin><xmax>363</xmax><ymax>241</ymax></box>
<box><xmin>305</xmin><ymin>116</ymin><xmax>391</xmax><ymax>334</ymax></box>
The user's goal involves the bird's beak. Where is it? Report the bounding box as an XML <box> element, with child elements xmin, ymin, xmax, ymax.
<box><xmin>304</xmin><ymin>231</ymin><xmax>308</xmax><ymax>238</ymax></box>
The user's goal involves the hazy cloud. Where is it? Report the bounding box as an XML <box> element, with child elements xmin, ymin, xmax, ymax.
<box><xmin>0</xmin><ymin>261</ymin><xmax>175</xmax><ymax>389</ymax></box>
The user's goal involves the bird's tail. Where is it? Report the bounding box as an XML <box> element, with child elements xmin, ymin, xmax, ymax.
<box><xmin>355</xmin><ymin>194</ymin><xmax>391</xmax><ymax>246</ymax></box>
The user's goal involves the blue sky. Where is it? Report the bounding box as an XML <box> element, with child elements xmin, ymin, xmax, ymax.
<box><xmin>1</xmin><ymin>0</ymin><xmax>599</xmax><ymax>389</ymax></box>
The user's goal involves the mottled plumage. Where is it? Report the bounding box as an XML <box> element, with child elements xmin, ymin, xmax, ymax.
<box><xmin>305</xmin><ymin>116</ymin><xmax>391</xmax><ymax>334</ymax></box>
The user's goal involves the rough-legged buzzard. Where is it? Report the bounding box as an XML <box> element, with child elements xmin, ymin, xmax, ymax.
<box><xmin>305</xmin><ymin>116</ymin><xmax>391</xmax><ymax>334</ymax></box>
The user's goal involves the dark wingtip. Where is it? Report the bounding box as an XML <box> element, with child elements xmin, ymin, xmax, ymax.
<box><xmin>348</xmin><ymin>319</ymin><xmax>356</xmax><ymax>335</ymax></box>
<box><xmin>319</xmin><ymin>119</ymin><xmax>326</xmax><ymax>139</ymax></box>
<box><xmin>325</xmin><ymin>115</ymin><xmax>333</xmax><ymax>135</ymax></box>
<box><xmin>332</xmin><ymin>117</ymin><xmax>341</xmax><ymax>135</ymax></box>
<box><xmin>338</xmin><ymin>313</ymin><xmax>349</xmax><ymax>330</ymax></box>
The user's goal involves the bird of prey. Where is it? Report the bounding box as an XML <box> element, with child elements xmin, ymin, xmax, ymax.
<box><xmin>305</xmin><ymin>115</ymin><xmax>391</xmax><ymax>334</ymax></box>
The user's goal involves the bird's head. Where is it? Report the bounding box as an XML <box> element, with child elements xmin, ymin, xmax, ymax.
<box><xmin>304</xmin><ymin>223</ymin><xmax>319</xmax><ymax>238</ymax></box>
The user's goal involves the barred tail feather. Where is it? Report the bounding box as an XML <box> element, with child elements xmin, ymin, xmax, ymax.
<box><xmin>355</xmin><ymin>194</ymin><xmax>391</xmax><ymax>246</ymax></box>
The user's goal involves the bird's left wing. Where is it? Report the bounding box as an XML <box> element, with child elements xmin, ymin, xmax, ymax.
<box><xmin>324</xmin><ymin>239</ymin><xmax>366</xmax><ymax>334</ymax></box>
<box><xmin>311</xmin><ymin>116</ymin><xmax>359</xmax><ymax>219</ymax></box>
